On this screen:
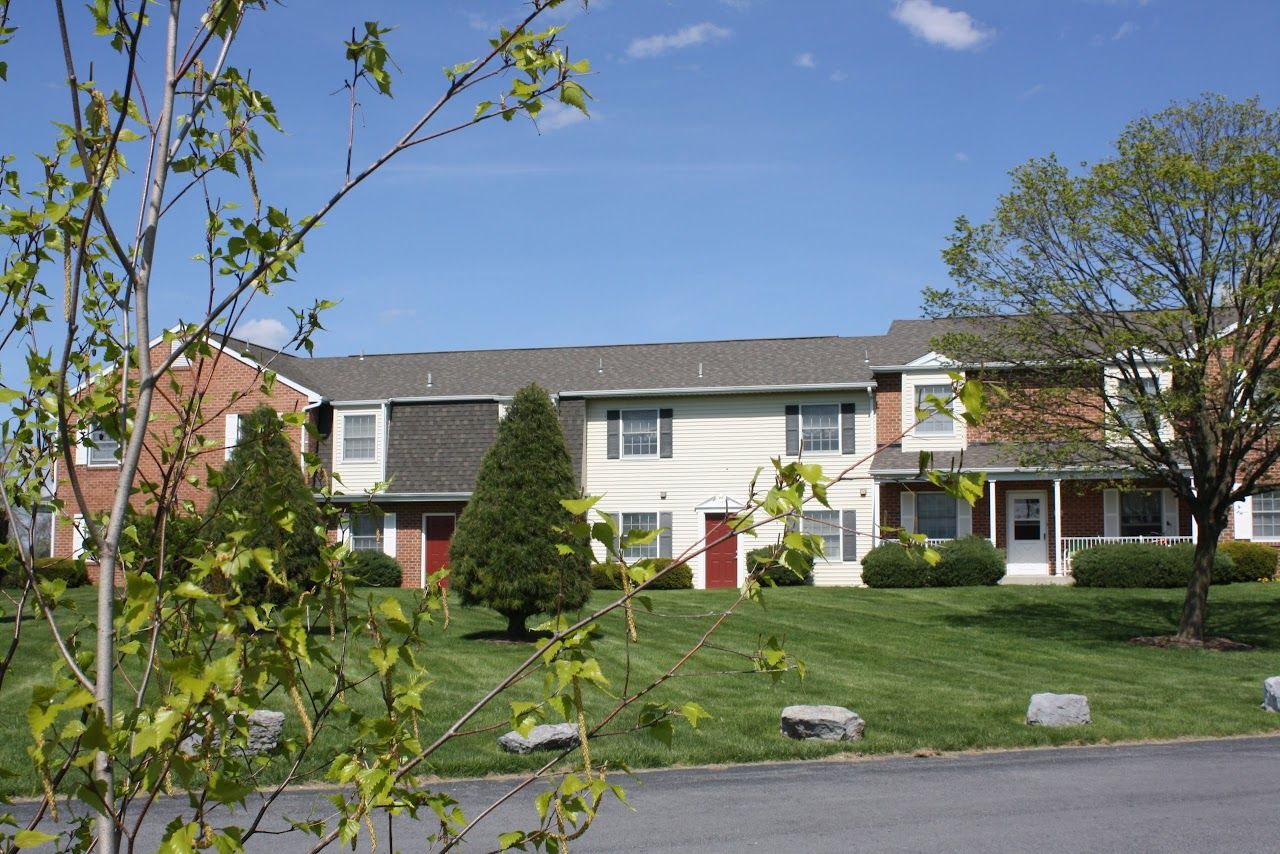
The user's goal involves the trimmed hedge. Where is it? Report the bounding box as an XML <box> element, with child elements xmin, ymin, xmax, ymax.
<box><xmin>862</xmin><ymin>537</ymin><xmax>1006</xmax><ymax>588</ymax></box>
<box><xmin>1219</xmin><ymin>541</ymin><xmax>1279</xmax><ymax>581</ymax></box>
<box><xmin>2</xmin><ymin>557</ymin><xmax>90</xmax><ymax>589</ymax></box>
<box><xmin>931</xmin><ymin>536</ymin><xmax>1006</xmax><ymax>587</ymax></box>
<box><xmin>861</xmin><ymin>544</ymin><xmax>929</xmax><ymax>588</ymax></box>
<box><xmin>746</xmin><ymin>546</ymin><xmax>814</xmax><ymax>587</ymax></box>
<box><xmin>1071</xmin><ymin>542</ymin><xmax>1236</xmax><ymax>588</ymax></box>
<box><xmin>591</xmin><ymin>558</ymin><xmax>692</xmax><ymax>591</ymax></box>
<box><xmin>345</xmin><ymin>550</ymin><xmax>403</xmax><ymax>588</ymax></box>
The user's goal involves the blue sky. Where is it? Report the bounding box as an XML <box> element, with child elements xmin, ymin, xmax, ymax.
<box><xmin>4</xmin><ymin>1</ymin><xmax>1280</xmax><ymax>358</ymax></box>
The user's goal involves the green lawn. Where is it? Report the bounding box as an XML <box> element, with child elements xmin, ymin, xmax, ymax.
<box><xmin>5</xmin><ymin>583</ymin><xmax>1280</xmax><ymax>795</ymax></box>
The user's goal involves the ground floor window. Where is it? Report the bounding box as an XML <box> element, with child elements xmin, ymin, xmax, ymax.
<box><xmin>620</xmin><ymin>512</ymin><xmax>659</xmax><ymax>560</ymax></box>
<box><xmin>801</xmin><ymin>510</ymin><xmax>842</xmax><ymax>560</ymax></box>
<box><xmin>1254</xmin><ymin>490</ymin><xmax>1280</xmax><ymax>539</ymax></box>
<box><xmin>351</xmin><ymin>513</ymin><xmax>383</xmax><ymax>551</ymax></box>
<box><xmin>1120</xmin><ymin>490</ymin><xmax>1162</xmax><ymax>537</ymax></box>
<box><xmin>916</xmin><ymin>493</ymin><xmax>957</xmax><ymax>539</ymax></box>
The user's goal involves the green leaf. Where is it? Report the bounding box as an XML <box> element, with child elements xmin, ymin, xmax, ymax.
<box><xmin>14</xmin><ymin>830</ymin><xmax>59</xmax><ymax>848</ymax></box>
<box><xmin>561</xmin><ymin>495</ymin><xmax>602</xmax><ymax>515</ymax></box>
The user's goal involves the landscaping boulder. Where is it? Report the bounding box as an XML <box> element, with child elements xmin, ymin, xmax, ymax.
<box><xmin>498</xmin><ymin>723</ymin><xmax>581</xmax><ymax>755</ymax></box>
<box><xmin>1262</xmin><ymin>677</ymin><xmax>1280</xmax><ymax>712</ymax></box>
<box><xmin>180</xmin><ymin>709</ymin><xmax>285</xmax><ymax>756</ymax></box>
<box><xmin>1026</xmin><ymin>693</ymin><xmax>1091</xmax><ymax>727</ymax></box>
<box><xmin>779</xmin><ymin>705</ymin><xmax>865</xmax><ymax>741</ymax></box>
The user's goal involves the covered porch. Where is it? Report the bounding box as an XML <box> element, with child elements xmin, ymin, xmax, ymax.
<box><xmin>875</xmin><ymin>476</ymin><xmax>1194</xmax><ymax>577</ymax></box>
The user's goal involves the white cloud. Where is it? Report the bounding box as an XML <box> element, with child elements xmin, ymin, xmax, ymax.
<box><xmin>890</xmin><ymin>0</ymin><xmax>994</xmax><ymax>51</ymax></box>
<box><xmin>626</xmin><ymin>22</ymin><xmax>732</xmax><ymax>60</ymax></box>
<box><xmin>238</xmin><ymin>318</ymin><xmax>290</xmax><ymax>349</ymax></box>
<box><xmin>379</xmin><ymin>307</ymin><xmax>417</xmax><ymax>323</ymax></box>
<box><xmin>536</xmin><ymin>101</ymin><xmax>592</xmax><ymax>132</ymax></box>
<box><xmin>793</xmin><ymin>52</ymin><xmax>817</xmax><ymax>69</ymax></box>
<box><xmin>719</xmin><ymin>0</ymin><xmax>754</xmax><ymax>9</ymax></box>
<box><xmin>828</xmin><ymin>69</ymin><xmax>848</xmax><ymax>83</ymax></box>
<box><xmin>954</xmin><ymin>151</ymin><xmax>971</xmax><ymax>162</ymax></box>
<box><xmin>1112</xmin><ymin>21</ymin><xmax>1138</xmax><ymax>40</ymax></box>
<box><xmin>1018</xmin><ymin>82</ymin><xmax>1045</xmax><ymax>100</ymax></box>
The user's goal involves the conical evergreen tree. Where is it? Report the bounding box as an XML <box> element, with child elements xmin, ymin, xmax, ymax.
<box><xmin>205</xmin><ymin>405</ymin><xmax>326</xmax><ymax>603</ymax></box>
<box><xmin>451</xmin><ymin>384</ymin><xmax>591</xmax><ymax>638</ymax></box>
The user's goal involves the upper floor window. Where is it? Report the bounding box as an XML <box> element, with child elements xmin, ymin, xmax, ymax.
<box><xmin>351</xmin><ymin>513</ymin><xmax>383</xmax><ymax>551</ymax></box>
<box><xmin>917</xmin><ymin>493</ymin><xmax>957</xmax><ymax>539</ymax></box>
<box><xmin>1120</xmin><ymin>489</ymin><xmax>1163</xmax><ymax>537</ymax></box>
<box><xmin>1253</xmin><ymin>490</ymin><xmax>1280</xmax><ymax>539</ymax></box>
<box><xmin>342</xmin><ymin>414</ymin><xmax>376</xmax><ymax>461</ymax></box>
<box><xmin>801</xmin><ymin>509</ymin><xmax>841</xmax><ymax>559</ymax></box>
<box><xmin>620</xmin><ymin>512</ymin><xmax>659</xmax><ymax>560</ymax></box>
<box><xmin>622</xmin><ymin>410</ymin><xmax>659</xmax><ymax>457</ymax></box>
<box><xmin>800</xmin><ymin>404</ymin><xmax>840</xmax><ymax>453</ymax></box>
<box><xmin>86</xmin><ymin>424</ymin><xmax>120</xmax><ymax>466</ymax></box>
<box><xmin>914</xmin><ymin>384</ymin><xmax>954</xmax><ymax>436</ymax></box>
<box><xmin>1118</xmin><ymin>376</ymin><xmax>1159</xmax><ymax>432</ymax></box>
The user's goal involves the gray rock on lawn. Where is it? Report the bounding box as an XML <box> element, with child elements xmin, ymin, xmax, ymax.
<box><xmin>1026</xmin><ymin>693</ymin><xmax>1091</xmax><ymax>727</ymax></box>
<box><xmin>498</xmin><ymin>723</ymin><xmax>581</xmax><ymax>755</ymax></box>
<box><xmin>179</xmin><ymin>709</ymin><xmax>285</xmax><ymax>756</ymax></box>
<box><xmin>1262</xmin><ymin>677</ymin><xmax>1280</xmax><ymax>712</ymax></box>
<box><xmin>779</xmin><ymin>705</ymin><xmax>865</xmax><ymax>742</ymax></box>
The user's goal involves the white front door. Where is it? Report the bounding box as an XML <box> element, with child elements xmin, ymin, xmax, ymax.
<box><xmin>1007</xmin><ymin>491</ymin><xmax>1048</xmax><ymax>573</ymax></box>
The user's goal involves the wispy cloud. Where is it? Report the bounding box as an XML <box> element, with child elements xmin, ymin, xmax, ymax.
<box><xmin>1112</xmin><ymin>20</ymin><xmax>1138</xmax><ymax>40</ymax></box>
<box><xmin>719</xmin><ymin>0</ymin><xmax>755</xmax><ymax>9</ymax></box>
<box><xmin>626</xmin><ymin>22</ymin><xmax>732</xmax><ymax>60</ymax></box>
<box><xmin>793</xmin><ymin>52</ymin><xmax>817</xmax><ymax>69</ymax></box>
<box><xmin>536</xmin><ymin>101</ymin><xmax>593</xmax><ymax>132</ymax></box>
<box><xmin>238</xmin><ymin>318</ymin><xmax>290</xmax><ymax>349</ymax></box>
<box><xmin>828</xmin><ymin>69</ymin><xmax>848</xmax><ymax>83</ymax></box>
<box><xmin>954</xmin><ymin>151</ymin><xmax>971</xmax><ymax>162</ymax></box>
<box><xmin>890</xmin><ymin>0</ymin><xmax>994</xmax><ymax>51</ymax></box>
<box><xmin>379</xmin><ymin>308</ymin><xmax>417</xmax><ymax>323</ymax></box>
<box><xmin>1017</xmin><ymin>82</ymin><xmax>1045</xmax><ymax>101</ymax></box>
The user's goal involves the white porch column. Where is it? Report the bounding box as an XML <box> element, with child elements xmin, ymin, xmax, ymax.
<box><xmin>872</xmin><ymin>481</ymin><xmax>881</xmax><ymax>549</ymax></box>
<box><xmin>988</xmin><ymin>479</ymin><xmax>998</xmax><ymax>546</ymax></box>
<box><xmin>1053</xmin><ymin>478</ymin><xmax>1063</xmax><ymax>576</ymax></box>
<box><xmin>1189</xmin><ymin>477</ymin><xmax>1198</xmax><ymax>540</ymax></box>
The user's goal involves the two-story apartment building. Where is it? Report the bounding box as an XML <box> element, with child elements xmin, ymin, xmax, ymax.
<box><xmin>51</xmin><ymin>318</ymin><xmax>1277</xmax><ymax>587</ymax></box>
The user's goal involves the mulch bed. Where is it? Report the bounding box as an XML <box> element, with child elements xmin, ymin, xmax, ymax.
<box><xmin>1129</xmin><ymin>635</ymin><xmax>1256</xmax><ymax>652</ymax></box>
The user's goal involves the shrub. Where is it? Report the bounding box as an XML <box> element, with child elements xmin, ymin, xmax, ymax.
<box><xmin>3</xmin><ymin>557</ymin><xmax>89</xmax><ymax>589</ymax></box>
<box><xmin>346</xmin><ymin>550</ymin><xmax>403</xmax><ymax>587</ymax></box>
<box><xmin>1071</xmin><ymin>542</ymin><xmax>1236</xmax><ymax>588</ymax></box>
<box><xmin>590</xmin><ymin>558</ymin><xmax>692</xmax><ymax>591</ymax></box>
<box><xmin>1219</xmin><ymin>540</ymin><xmax>1278</xmax><ymax>582</ymax></box>
<box><xmin>860</xmin><ymin>543</ymin><xmax>929</xmax><ymax>588</ymax></box>
<box><xmin>931</xmin><ymin>536</ymin><xmax>1005</xmax><ymax>587</ymax></box>
<box><xmin>746</xmin><ymin>546</ymin><xmax>813</xmax><ymax>586</ymax></box>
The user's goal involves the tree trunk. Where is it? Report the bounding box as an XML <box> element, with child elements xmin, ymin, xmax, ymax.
<box><xmin>1176</xmin><ymin>519</ymin><xmax>1224</xmax><ymax>642</ymax></box>
<box><xmin>505</xmin><ymin>612</ymin><xmax>527</xmax><ymax>640</ymax></box>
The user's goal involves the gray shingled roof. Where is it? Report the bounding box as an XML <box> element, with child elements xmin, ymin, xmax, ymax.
<box><xmin>229</xmin><ymin>334</ymin><xmax>905</xmax><ymax>402</ymax></box>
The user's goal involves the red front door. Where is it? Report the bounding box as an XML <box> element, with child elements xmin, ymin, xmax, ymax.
<box><xmin>423</xmin><ymin>514</ymin><xmax>455</xmax><ymax>588</ymax></box>
<box><xmin>704</xmin><ymin>514</ymin><xmax>738</xmax><ymax>589</ymax></box>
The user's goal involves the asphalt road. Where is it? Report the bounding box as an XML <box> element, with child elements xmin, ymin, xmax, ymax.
<box><xmin>15</xmin><ymin>736</ymin><xmax>1280</xmax><ymax>852</ymax></box>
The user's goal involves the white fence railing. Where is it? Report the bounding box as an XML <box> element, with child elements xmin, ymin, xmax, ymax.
<box><xmin>1062</xmin><ymin>535</ymin><xmax>1193</xmax><ymax>570</ymax></box>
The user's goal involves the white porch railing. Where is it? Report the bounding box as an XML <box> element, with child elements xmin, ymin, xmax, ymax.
<box><xmin>1062</xmin><ymin>535</ymin><xmax>1193</xmax><ymax>570</ymax></box>
<box><xmin>923</xmin><ymin>538</ymin><xmax>954</xmax><ymax>549</ymax></box>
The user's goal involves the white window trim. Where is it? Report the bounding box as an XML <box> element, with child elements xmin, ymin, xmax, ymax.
<box><xmin>340</xmin><ymin>412</ymin><xmax>378</xmax><ymax>463</ymax></box>
<box><xmin>620</xmin><ymin>511</ymin><xmax>660</xmax><ymax>560</ymax></box>
<box><xmin>799</xmin><ymin>403</ymin><xmax>841</xmax><ymax>455</ymax></box>
<box><xmin>913</xmin><ymin>384</ymin><xmax>955</xmax><ymax>436</ymax></box>
<box><xmin>1251</xmin><ymin>490</ymin><xmax>1280</xmax><ymax>542</ymax></box>
<box><xmin>620</xmin><ymin>409</ymin><xmax>660</xmax><ymax>459</ymax></box>
<box><xmin>800</xmin><ymin>509</ymin><xmax>842</xmax><ymax>562</ymax></box>
<box><xmin>84</xmin><ymin>425</ymin><xmax>122</xmax><ymax>468</ymax></box>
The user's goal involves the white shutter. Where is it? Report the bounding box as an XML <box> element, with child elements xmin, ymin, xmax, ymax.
<box><xmin>956</xmin><ymin>498</ymin><xmax>972</xmax><ymax>538</ymax></box>
<box><xmin>338</xmin><ymin>514</ymin><xmax>352</xmax><ymax>547</ymax></box>
<box><xmin>224</xmin><ymin>414</ymin><xmax>240</xmax><ymax>461</ymax></box>
<box><xmin>383</xmin><ymin>512</ymin><xmax>397</xmax><ymax>557</ymax></box>
<box><xmin>1162</xmin><ymin>489</ymin><xmax>1179</xmax><ymax>536</ymax></box>
<box><xmin>1234</xmin><ymin>496</ymin><xmax>1254</xmax><ymax>541</ymax></box>
<box><xmin>1103</xmin><ymin>489</ymin><xmax>1120</xmax><ymax>538</ymax></box>
<box><xmin>901</xmin><ymin>492</ymin><xmax>916</xmax><ymax>534</ymax></box>
<box><xmin>75</xmin><ymin>430</ymin><xmax>88</xmax><ymax>465</ymax></box>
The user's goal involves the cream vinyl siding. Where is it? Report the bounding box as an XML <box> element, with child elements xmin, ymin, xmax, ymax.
<box><xmin>900</xmin><ymin>370</ymin><xmax>966</xmax><ymax>454</ymax></box>
<box><xmin>331</xmin><ymin>405</ymin><xmax>385</xmax><ymax>493</ymax></box>
<box><xmin>584</xmin><ymin>391</ymin><xmax>874</xmax><ymax>588</ymax></box>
